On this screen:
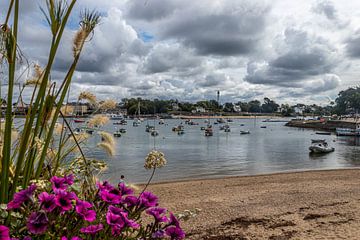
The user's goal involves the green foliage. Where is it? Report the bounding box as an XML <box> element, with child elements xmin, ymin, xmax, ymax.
<box><xmin>0</xmin><ymin>0</ymin><xmax>100</xmax><ymax>203</ymax></box>
<box><xmin>334</xmin><ymin>86</ymin><xmax>360</xmax><ymax>114</ymax></box>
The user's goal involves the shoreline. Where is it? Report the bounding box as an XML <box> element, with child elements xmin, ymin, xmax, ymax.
<box><xmin>137</xmin><ymin>167</ymin><xmax>360</xmax><ymax>185</ymax></box>
<box><xmin>146</xmin><ymin>168</ymin><xmax>360</xmax><ymax>239</ymax></box>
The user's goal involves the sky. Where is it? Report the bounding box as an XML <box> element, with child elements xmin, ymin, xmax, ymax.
<box><xmin>1</xmin><ymin>0</ymin><xmax>360</xmax><ymax>105</ymax></box>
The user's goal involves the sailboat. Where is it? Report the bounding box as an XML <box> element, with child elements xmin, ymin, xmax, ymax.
<box><xmin>133</xmin><ymin>102</ymin><xmax>142</xmax><ymax>127</ymax></box>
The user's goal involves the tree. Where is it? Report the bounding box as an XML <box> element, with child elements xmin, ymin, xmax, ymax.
<box><xmin>248</xmin><ymin>100</ymin><xmax>261</xmax><ymax>113</ymax></box>
<box><xmin>223</xmin><ymin>102</ymin><xmax>234</xmax><ymax>112</ymax></box>
<box><xmin>334</xmin><ymin>87</ymin><xmax>360</xmax><ymax>114</ymax></box>
<box><xmin>261</xmin><ymin>97</ymin><xmax>279</xmax><ymax>113</ymax></box>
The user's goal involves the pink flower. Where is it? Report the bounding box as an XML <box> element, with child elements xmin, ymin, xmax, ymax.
<box><xmin>54</xmin><ymin>190</ymin><xmax>76</xmax><ymax>212</ymax></box>
<box><xmin>61</xmin><ymin>237</ymin><xmax>82</xmax><ymax>240</ymax></box>
<box><xmin>0</xmin><ymin>225</ymin><xmax>10</xmax><ymax>240</ymax></box>
<box><xmin>50</xmin><ymin>175</ymin><xmax>74</xmax><ymax>191</ymax></box>
<box><xmin>169</xmin><ymin>212</ymin><xmax>180</xmax><ymax>227</ymax></box>
<box><xmin>80</xmin><ymin>224</ymin><xmax>103</xmax><ymax>235</ymax></box>
<box><xmin>38</xmin><ymin>192</ymin><xmax>56</xmax><ymax>212</ymax></box>
<box><xmin>26</xmin><ymin>212</ymin><xmax>48</xmax><ymax>234</ymax></box>
<box><xmin>139</xmin><ymin>191</ymin><xmax>158</xmax><ymax>208</ymax></box>
<box><xmin>75</xmin><ymin>200</ymin><xmax>96</xmax><ymax>222</ymax></box>
<box><xmin>165</xmin><ymin>226</ymin><xmax>185</xmax><ymax>240</ymax></box>
<box><xmin>7</xmin><ymin>184</ymin><xmax>36</xmax><ymax>210</ymax></box>
<box><xmin>146</xmin><ymin>207</ymin><xmax>168</xmax><ymax>223</ymax></box>
<box><xmin>123</xmin><ymin>195</ymin><xmax>138</xmax><ymax>208</ymax></box>
<box><xmin>118</xmin><ymin>182</ymin><xmax>133</xmax><ymax>195</ymax></box>
<box><xmin>99</xmin><ymin>189</ymin><xmax>121</xmax><ymax>204</ymax></box>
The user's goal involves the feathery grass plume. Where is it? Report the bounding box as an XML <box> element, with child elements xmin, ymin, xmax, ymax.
<box><xmin>144</xmin><ymin>150</ymin><xmax>167</xmax><ymax>169</ymax></box>
<box><xmin>98</xmin><ymin>131</ymin><xmax>115</xmax><ymax>146</ymax></box>
<box><xmin>88</xmin><ymin>114</ymin><xmax>109</xmax><ymax>127</ymax></box>
<box><xmin>99</xmin><ymin>99</ymin><xmax>117</xmax><ymax>110</ymax></box>
<box><xmin>73</xmin><ymin>9</ymin><xmax>100</xmax><ymax>57</ymax></box>
<box><xmin>60</xmin><ymin>105</ymin><xmax>74</xmax><ymax>116</ymax></box>
<box><xmin>97</xmin><ymin>142</ymin><xmax>115</xmax><ymax>156</ymax></box>
<box><xmin>25</xmin><ymin>64</ymin><xmax>44</xmax><ymax>86</ymax></box>
<box><xmin>78</xmin><ymin>91</ymin><xmax>97</xmax><ymax>105</ymax></box>
<box><xmin>72</xmin><ymin>29</ymin><xmax>87</xmax><ymax>57</ymax></box>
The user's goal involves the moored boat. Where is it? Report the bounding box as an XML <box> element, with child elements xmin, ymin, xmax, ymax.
<box><xmin>336</xmin><ymin>124</ymin><xmax>360</xmax><ymax>136</ymax></box>
<box><xmin>309</xmin><ymin>139</ymin><xmax>334</xmax><ymax>153</ymax></box>
<box><xmin>113</xmin><ymin>130</ymin><xmax>122</xmax><ymax>137</ymax></box>
<box><xmin>240</xmin><ymin>130</ymin><xmax>250</xmax><ymax>134</ymax></box>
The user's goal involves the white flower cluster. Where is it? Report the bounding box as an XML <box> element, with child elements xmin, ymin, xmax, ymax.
<box><xmin>144</xmin><ymin>150</ymin><xmax>167</xmax><ymax>170</ymax></box>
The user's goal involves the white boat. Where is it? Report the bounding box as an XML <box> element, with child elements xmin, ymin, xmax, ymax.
<box><xmin>240</xmin><ymin>130</ymin><xmax>250</xmax><ymax>134</ymax></box>
<box><xmin>336</xmin><ymin>123</ymin><xmax>360</xmax><ymax>136</ymax></box>
<box><xmin>309</xmin><ymin>140</ymin><xmax>334</xmax><ymax>153</ymax></box>
<box><xmin>108</xmin><ymin>114</ymin><xmax>124</xmax><ymax>120</ymax></box>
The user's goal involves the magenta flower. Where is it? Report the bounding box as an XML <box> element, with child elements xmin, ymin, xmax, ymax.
<box><xmin>169</xmin><ymin>212</ymin><xmax>180</xmax><ymax>227</ymax></box>
<box><xmin>139</xmin><ymin>191</ymin><xmax>158</xmax><ymax>208</ymax></box>
<box><xmin>26</xmin><ymin>212</ymin><xmax>48</xmax><ymax>234</ymax></box>
<box><xmin>96</xmin><ymin>181</ymin><xmax>113</xmax><ymax>191</ymax></box>
<box><xmin>75</xmin><ymin>200</ymin><xmax>96</xmax><ymax>222</ymax></box>
<box><xmin>146</xmin><ymin>207</ymin><xmax>168</xmax><ymax>223</ymax></box>
<box><xmin>50</xmin><ymin>176</ymin><xmax>67</xmax><ymax>191</ymax></box>
<box><xmin>61</xmin><ymin>237</ymin><xmax>82</xmax><ymax>240</ymax></box>
<box><xmin>7</xmin><ymin>184</ymin><xmax>36</xmax><ymax>210</ymax></box>
<box><xmin>80</xmin><ymin>224</ymin><xmax>103</xmax><ymax>235</ymax></box>
<box><xmin>0</xmin><ymin>225</ymin><xmax>10</xmax><ymax>240</ymax></box>
<box><xmin>106</xmin><ymin>209</ymin><xmax>139</xmax><ymax>233</ymax></box>
<box><xmin>152</xmin><ymin>230</ymin><xmax>165</xmax><ymax>239</ymax></box>
<box><xmin>165</xmin><ymin>226</ymin><xmax>185</xmax><ymax>240</ymax></box>
<box><xmin>64</xmin><ymin>174</ymin><xmax>74</xmax><ymax>185</ymax></box>
<box><xmin>118</xmin><ymin>182</ymin><xmax>133</xmax><ymax>195</ymax></box>
<box><xmin>123</xmin><ymin>195</ymin><xmax>138</xmax><ymax>208</ymax></box>
<box><xmin>99</xmin><ymin>189</ymin><xmax>121</xmax><ymax>204</ymax></box>
<box><xmin>108</xmin><ymin>205</ymin><xmax>125</xmax><ymax>215</ymax></box>
<box><xmin>54</xmin><ymin>190</ymin><xmax>76</xmax><ymax>212</ymax></box>
<box><xmin>38</xmin><ymin>192</ymin><xmax>56</xmax><ymax>212</ymax></box>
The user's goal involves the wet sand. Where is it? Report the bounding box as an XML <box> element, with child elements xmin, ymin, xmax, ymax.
<box><xmin>147</xmin><ymin>169</ymin><xmax>360</xmax><ymax>239</ymax></box>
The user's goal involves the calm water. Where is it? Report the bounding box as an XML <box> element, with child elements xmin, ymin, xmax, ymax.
<box><xmin>80</xmin><ymin>118</ymin><xmax>360</xmax><ymax>183</ymax></box>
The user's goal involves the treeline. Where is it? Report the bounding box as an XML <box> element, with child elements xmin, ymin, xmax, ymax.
<box><xmin>122</xmin><ymin>87</ymin><xmax>360</xmax><ymax>116</ymax></box>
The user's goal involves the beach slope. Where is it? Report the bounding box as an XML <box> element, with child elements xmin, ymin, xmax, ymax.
<box><xmin>148</xmin><ymin>169</ymin><xmax>360</xmax><ymax>239</ymax></box>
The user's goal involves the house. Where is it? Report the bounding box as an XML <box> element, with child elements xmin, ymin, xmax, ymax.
<box><xmin>233</xmin><ymin>104</ymin><xmax>242</xmax><ymax>112</ymax></box>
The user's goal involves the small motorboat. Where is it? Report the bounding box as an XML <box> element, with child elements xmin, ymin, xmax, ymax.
<box><xmin>240</xmin><ymin>124</ymin><xmax>245</xmax><ymax>126</ymax></box>
<box><xmin>74</xmin><ymin>118</ymin><xmax>85</xmax><ymax>123</ymax></box>
<box><xmin>205</xmin><ymin>128</ymin><xmax>213</xmax><ymax>136</ymax></box>
<box><xmin>309</xmin><ymin>140</ymin><xmax>334</xmax><ymax>153</ymax></box>
<box><xmin>240</xmin><ymin>130</ymin><xmax>250</xmax><ymax>135</ymax></box>
<box><xmin>119</xmin><ymin>128</ymin><xmax>126</xmax><ymax>133</ymax></box>
<box><xmin>224</xmin><ymin>125</ymin><xmax>230</xmax><ymax>132</ymax></box>
<box><xmin>133</xmin><ymin>121</ymin><xmax>140</xmax><ymax>127</ymax></box>
<box><xmin>316</xmin><ymin>131</ymin><xmax>331</xmax><ymax>135</ymax></box>
<box><xmin>113</xmin><ymin>130</ymin><xmax>122</xmax><ymax>137</ymax></box>
<box><xmin>151</xmin><ymin>130</ymin><xmax>159</xmax><ymax>137</ymax></box>
<box><xmin>177</xmin><ymin>130</ymin><xmax>185</xmax><ymax>135</ymax></box>
<box><xmin>260</xmin><ymin>126</ymin><xmax>267</xmax><ymax>128</ymax></box>
<box><xmin>146</xmin><ymin>125</ymin><xmax>155</xmax><ymax>132</ymax></box>
<box><xmin>200</xmin><ymin>126</ymin><xmax>206</xmax><ymax>131</ymax></box>
<box><xmin>158</xmin><ymin>119</ymin><xmax>165</xmax><ymax>125</ymax></box>
<box><xmin>227</xmin><ymin>119</ymin><xmax>233</xmax><ymax>122</ymax></box>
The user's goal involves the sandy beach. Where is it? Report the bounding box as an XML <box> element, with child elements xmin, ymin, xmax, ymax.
<box><xmin>147</xmin><ymin>169</ymin><xmax>360</xmax><ymax>239</ymax></box>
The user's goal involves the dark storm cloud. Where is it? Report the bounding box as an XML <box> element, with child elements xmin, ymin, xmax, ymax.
<box><xmin>245</xmin><ymin>28</ymin><xmax>339</xmax><ymax>88</ymax></box>
<box><xmin>141</xmin><ymin>44</ymin><xmax>201</xmax><ymax>74</ymax></box>
<box><xmin>345</xmin><ymin>32</ymin><xmax>360</xmax><ymax>58</ymax></box>
<box><xmin>197</xmin><ymin>74</ymin><xmax>227</xmax><ymax>87</ymax></box>
<box><xmin>125</xmin><ymin>0</ymin><xmax>179</xmax><ymax>21</ymax></box>
<box><xmin>159</xmin><ymin>2</ymin><xmax>270</xmax><ymax>56</ymax></box>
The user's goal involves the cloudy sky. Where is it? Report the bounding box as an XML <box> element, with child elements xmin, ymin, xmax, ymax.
<box><xmin>1</xmin><ymin>0</ymin><xmax>360</xmax><ymax>105</ymax></box>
